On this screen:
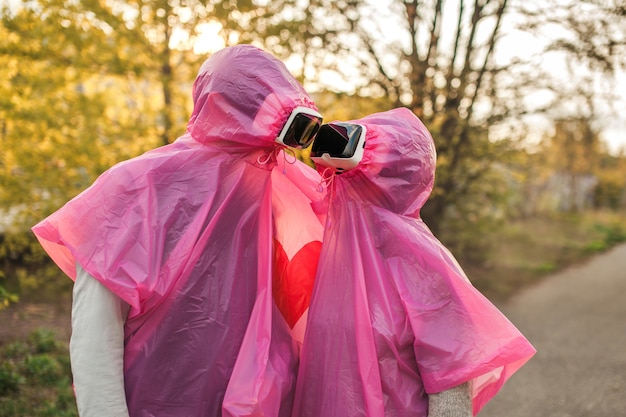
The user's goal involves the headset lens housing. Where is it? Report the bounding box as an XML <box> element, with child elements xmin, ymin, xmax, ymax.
<box><xmin>276</xmin><ymin>106</ymin><xmax>323</xmax><ymax>149</ymax></box>
<box><xmin>311</xmin><ymin>122</ymin><xmax>366</xmax><ymax>170</ymax></box>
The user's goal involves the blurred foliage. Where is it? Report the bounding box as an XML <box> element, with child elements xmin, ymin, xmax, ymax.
<box><xmin>0</xmin><ymin>0</ymin><xmax>625</xmax><ymax>303</ymax></box>
<box><xmin>0</xmin><ymin>283</ymin><xmax>18</xmax><ymax>311</ymax></box>
<box><xmin>0</xmin><ymin>329</ymin><xmax>76</xmax><ymax>417</ymax></box>
<box><xmin>0</xmin><ymin>230</ymin><xmax>71</xmax><ymax>307</ymax></box>
<box><xmin>0</xmin><ymin>1</ymin><xmax>163</xmax><ymax>226</ymax></box>
<box><xmin>585</xmin><ymin>222</ymin><xmax>626</xmax><ymax>253</ymax></box>
<box><xmin>505</xmin><ymin>118</ymin><xmax>626</xmax><ymax>218</ymax></box>
<box><xmin>594</xmin><ymin>154</ymin><xmax>626</xmax><ymax>210</ymax></box>
<box><xmin>466</xmin><ymin>210</ymin><xmax>626</xmax><ymax>302</ymax></box>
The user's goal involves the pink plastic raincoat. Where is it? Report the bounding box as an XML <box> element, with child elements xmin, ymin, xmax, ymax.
<box><xmin>32</xmin><ymin>45</ymin><xmax>324</xmax><ymax>417</ymax></box>
<box><xmin>292</xmin><ymin>108</ymin><xmax>536</xmax><ymax>417</ymax></box>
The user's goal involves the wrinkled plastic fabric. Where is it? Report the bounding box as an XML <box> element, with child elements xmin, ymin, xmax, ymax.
<box><xmin>292</xmin><ymin>108</ymin><xmax>536</xmax><ymax>417</ymax></box>
<box><xmin>31</xmin><ymin>45</ymin><xmax>324</xmax><ymax>417</ymax></box>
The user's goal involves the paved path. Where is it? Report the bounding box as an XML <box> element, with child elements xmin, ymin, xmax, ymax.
<box><xmin>478</xmin><ymin>243</ymin><xmax>626</xmax><ymax>417</ymax></box>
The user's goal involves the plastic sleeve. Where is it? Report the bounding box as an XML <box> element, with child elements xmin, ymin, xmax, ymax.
<box><xmin>70</xmin><ymin>264</ymin><xmax>130</xmax><ymax>417</ymax></box>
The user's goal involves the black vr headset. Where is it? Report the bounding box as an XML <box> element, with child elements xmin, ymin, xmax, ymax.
<box><xmin>275</xmin><ymin>106</ymin><xmax>323</xmax><ymax>149</ymax></box>
<box><xmin>310</xmin><ymin>122</ymin><xmax>366</xmax><ymax>171</ymax></box>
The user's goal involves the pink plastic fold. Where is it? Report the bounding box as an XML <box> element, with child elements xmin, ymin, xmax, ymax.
<box><xmin>292</xmin><ymin>108</ymin><xmax>536</xmax><ymax>417</ymax></box>
<box><xmin>32</xmin><ymin>45</ymin><xmax>324</xmax><ymax>417</ymax></box>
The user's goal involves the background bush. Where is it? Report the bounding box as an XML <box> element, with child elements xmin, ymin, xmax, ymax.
<box><xmin>0</xmin><ymin>330</ymin><xmax>77</xmax><ymax>417</ymax></box>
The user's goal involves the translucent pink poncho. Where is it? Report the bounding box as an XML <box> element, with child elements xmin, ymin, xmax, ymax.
<box><xmin>32</xmin><ymin>45</ymin><xmax>324</xmax><ymax>417</ymax></box>
<box><xmin>292</xmin><ymin>108</ymin><xmax>536</xmax><ymax>417</ymax></box>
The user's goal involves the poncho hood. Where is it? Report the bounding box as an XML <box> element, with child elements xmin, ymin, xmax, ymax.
<box><xmin>188</xmin><ymin>44</ymin><xmax>317</xmax><ymax>151</ymax></box>
<box><xmin>319</xmin><ymin>107</ymin><xmax>435</xmax><ymax>218</ymax></box>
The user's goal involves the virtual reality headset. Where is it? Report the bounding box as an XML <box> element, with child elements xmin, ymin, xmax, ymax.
<box><xmin>275</xmin><ymin>106</ymin><xmax>323</xmax><ymax>149</ymax></box>
<box><xmin>310</xmin><ymin>122</ymin><xmax>366</xmax><ymax>171</ymax></box>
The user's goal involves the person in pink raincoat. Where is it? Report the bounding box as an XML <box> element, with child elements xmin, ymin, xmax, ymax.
<box><xmin>293</xmin><ymin>108</ymin><xmax>536</xmax><ymax>417</ymax></box>
<box><xmin>31</xmin><ymin>45</ymin><xmax>325</xmax><ymax>417</ymax></box>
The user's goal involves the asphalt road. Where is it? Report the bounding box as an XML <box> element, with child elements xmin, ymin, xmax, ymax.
<box><xmin>478</xmin><ymin>243</ymin><xmax>626</xmax><ymax>417</ymax></box>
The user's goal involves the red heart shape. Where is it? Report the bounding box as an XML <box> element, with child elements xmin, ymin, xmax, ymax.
<box><xmin>273</xmin><ymin>239</ymin><xmax>322</xmax><ymax>328</ymax></box>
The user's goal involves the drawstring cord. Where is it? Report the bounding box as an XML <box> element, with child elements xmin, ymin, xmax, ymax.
<box><xmin>317</xmin><ymin>167</ymin><xmax>336</xmax><ymax>192</ymax></box>
<box><xmin>316</xmin><ymin>167</ymin><xmax>337</xmax><ymax>230</ymax></box>
<box><xmin>257</xmin><ymin>146</ymin><xmax>297</xmax><ymax>174</ymax></box>
<box><xmin>257</xmin><ymin>146</ymin><xmax>282</xmax><ymax>166</ymax></box>
<box><xmin>282</xmin><ymin>148</ymin><xmax>297</xmax><ymax>174</ymax></box>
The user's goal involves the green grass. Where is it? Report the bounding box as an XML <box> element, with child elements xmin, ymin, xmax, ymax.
<box><xmin>466</xmin><ymin>210</ymin><xmax>626</xmax><ymax>302</ymax></box>
<box><xmin>0</xmin><ymin>330</ymin><xmax>77</xmax><ymax>417</ymax></box>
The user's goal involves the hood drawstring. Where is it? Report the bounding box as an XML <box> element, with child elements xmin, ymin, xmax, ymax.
<box><xmin>257</xmin><ymin>146</ymin><xmax>282</xmax><ymax>167</ymax></box>
<box><xmin>257</xmin><ymin>146</ymin><xmax>298</xmax><ymax>174</ymax></box>
<box><xmin>282</xmin><ymin>148</ymin><xmax>297</xmax><ymax>174</ymax></box>
<box><xmin>317</xmin><ymin>167</ymin><xmax>336</xmax><ymax>230</ymax></box>
<box><xmin>317</xmin><ymin>167</ymin><xmax>336</xmax><ymax>193</ymax></box>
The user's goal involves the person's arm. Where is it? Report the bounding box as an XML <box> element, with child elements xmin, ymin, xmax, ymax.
<box><xmin>70</xmin><ymin>264</ymin><xmax>130</xmax><ymax>417</ymax></box>
<box><xmin>428</xmin><ymin>382</ymin><xmax>472</xmax><ymax>417</ymax></box>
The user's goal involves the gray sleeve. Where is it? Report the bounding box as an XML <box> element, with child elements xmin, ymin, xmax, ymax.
<box><xmin>428</xmin><ymin>382</ymin><xmax>472</xmax><ymax>417</ymax></box>
<box><xmin>70</xmin><ymin>264</ymin><xmax>130</xmax><ymax>417</ymax></box>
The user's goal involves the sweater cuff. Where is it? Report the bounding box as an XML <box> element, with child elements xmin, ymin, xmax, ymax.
<box><xmin>428</xmin><ymin>382</ymin><xmax>472</xmax><ymax>417</ymax></box>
